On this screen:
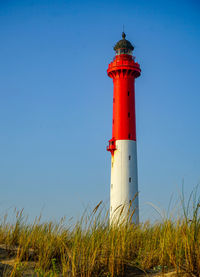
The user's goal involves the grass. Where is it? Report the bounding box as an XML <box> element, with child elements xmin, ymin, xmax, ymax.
<box><xmin>0</xmin><ymin>188</ymin><xmax>199</xmax><ymax>277</ymax></box>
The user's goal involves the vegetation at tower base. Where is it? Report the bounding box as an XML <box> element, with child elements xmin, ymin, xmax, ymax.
<box><xmin>0</xmin><ymin>189</ymin><xmax>200</xmax><ymax>276</ymax></box>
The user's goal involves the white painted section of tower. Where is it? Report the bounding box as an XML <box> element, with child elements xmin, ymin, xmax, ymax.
<box><xmin>110</xmin><ymin>140</ymin><xmax>139</xmax><ymax>224</ymax></box>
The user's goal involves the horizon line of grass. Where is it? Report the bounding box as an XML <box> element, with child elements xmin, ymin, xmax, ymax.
<box><xmin>0</xmin><ymin>187</ymin><xmax>199</xmax><ymax>277</ymax></box>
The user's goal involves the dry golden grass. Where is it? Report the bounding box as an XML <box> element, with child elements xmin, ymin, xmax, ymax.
<box><xmin>0</xmin><ymin>188</ymin><xmax>199</xmax><ymax>277</ymax></box>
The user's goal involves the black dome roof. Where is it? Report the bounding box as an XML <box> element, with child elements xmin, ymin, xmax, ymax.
<box><xmin>114</xmin><ymin>32</ymin><xmax>134</xmax><ymax>51</ymax></box>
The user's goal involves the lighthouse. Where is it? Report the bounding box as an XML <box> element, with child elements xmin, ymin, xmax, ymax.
<box><xmin>107</xmin><ymin>32</ymin><xmax>141</xmax><ymax>224</ymax></box>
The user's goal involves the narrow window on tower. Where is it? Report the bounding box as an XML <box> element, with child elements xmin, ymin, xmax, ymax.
<box><xmin>129</xmin><ymin>155</ymin><xmax>131</xmax><ymax>160</ymax></box>
<box><xmin>113</xmin><ymin>119</ymin><xmax>114</xmax><ymax>124</ymax></box>
<box><xmin>129</xmin><ymin>177</ymin><xmax>131</xmax><ymax>183</ymax></box>
<box><xmin>128</xmin><ymin>133</ymin><xmax>131</xmax><ymax>139</ymax></box>
<box><xmin>113</xmin><ymin>98</ymin><xmax>115</xmax><ymax>103</ymax></box>
<box><xmin>128</xmin><ymin>112</ymin><xmax>130</xmax><ymax>118</ymax></box>
<box><xmin>111</xmin><ymin>184</ymin><xmax>113</xmax><ymax>189</ymax></box>
<box><xmin>128</xmin><ymin>91</ymin><xmax>130</xmax><ymax>96</ymax></box>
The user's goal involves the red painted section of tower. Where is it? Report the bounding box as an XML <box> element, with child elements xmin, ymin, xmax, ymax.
<box><xmin>107</xmin><ymin>54</ymin><xmax>141</xmax><ymax>153</ymax></box>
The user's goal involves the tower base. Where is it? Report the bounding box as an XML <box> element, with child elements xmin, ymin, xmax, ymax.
<box><xmin>110</xmin><ymin>140</ymin><xmax>139</xmax><ymax>224</ymax></box>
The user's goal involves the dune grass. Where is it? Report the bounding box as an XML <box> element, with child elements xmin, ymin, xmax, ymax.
<box><xmin>0</xmin><ymin>189</ymin><xmax>199</xmax><ymax>277</ymax></box>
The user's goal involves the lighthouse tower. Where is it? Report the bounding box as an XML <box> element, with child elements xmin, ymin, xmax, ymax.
<box><xmin>107</xmin><ymin>33</ymin><xmax>141</xmax><ymax>224</ymax></box>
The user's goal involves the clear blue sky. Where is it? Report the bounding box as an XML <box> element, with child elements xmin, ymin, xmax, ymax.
<box><xmin>0</xmin><ymin>0</ymin><xmax>200</xmax><ymax>222</ymax></box>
